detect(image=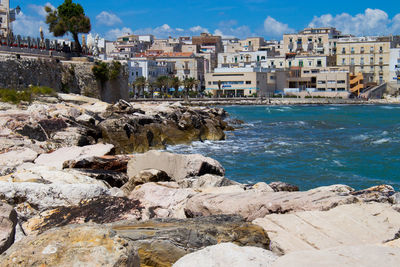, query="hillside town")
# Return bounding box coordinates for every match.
[90,28,400,99]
